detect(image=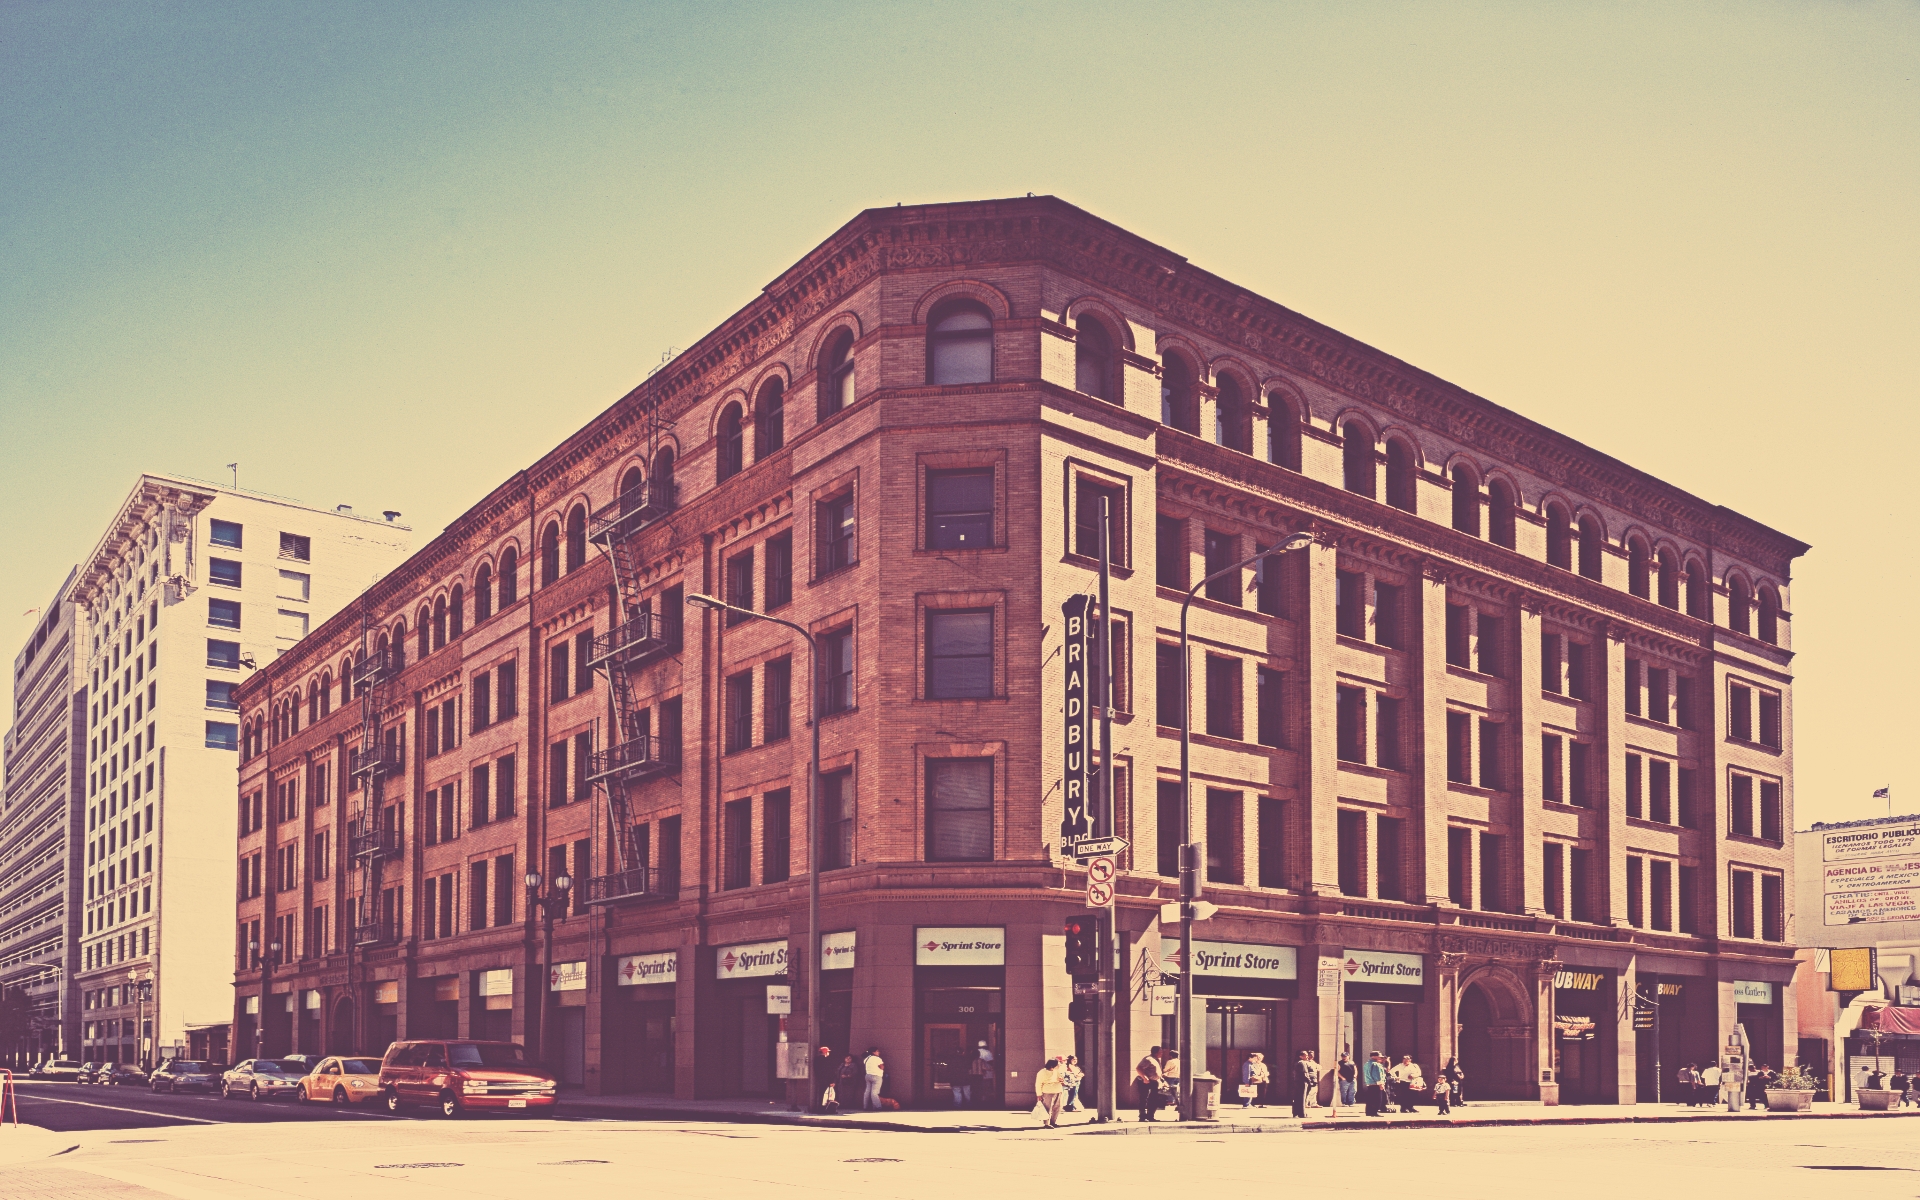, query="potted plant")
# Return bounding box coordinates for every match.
[1765,1065,1818,1112]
